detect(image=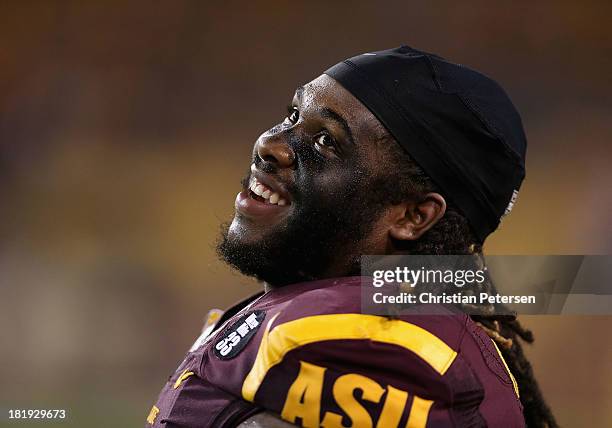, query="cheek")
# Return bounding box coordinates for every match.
[303,169,360,203]
[316,171,347,191]
[293,145,372,205]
